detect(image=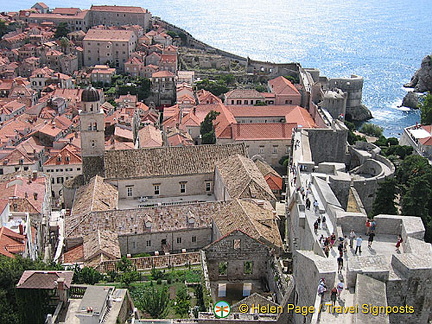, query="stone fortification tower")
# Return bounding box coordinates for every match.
[79,86,105,182]
[327,75,372,121]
